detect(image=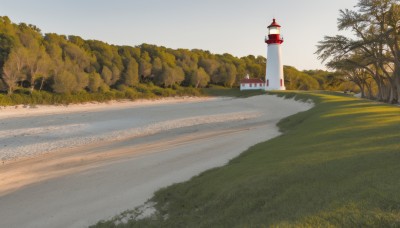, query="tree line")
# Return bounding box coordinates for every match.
[0,15,344,104]
[316,0,400,104]
[0,16,270,95]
